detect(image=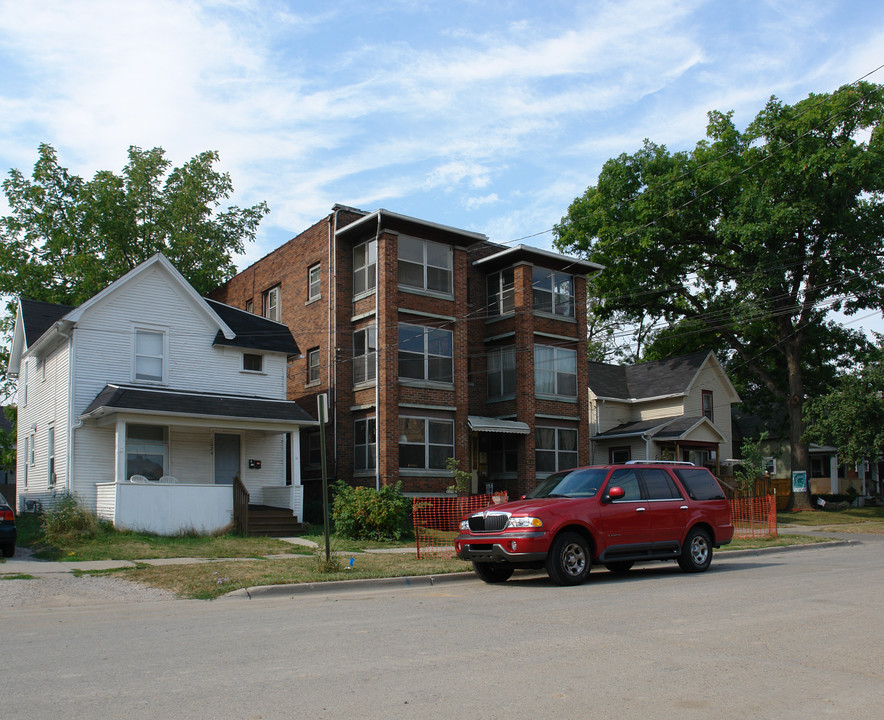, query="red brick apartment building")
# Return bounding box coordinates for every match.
[210,205,601,509]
